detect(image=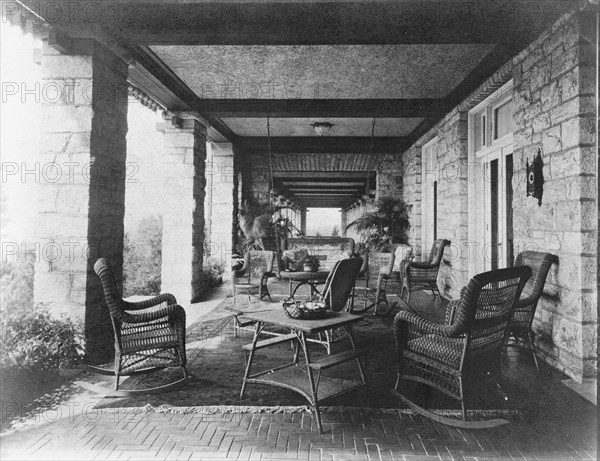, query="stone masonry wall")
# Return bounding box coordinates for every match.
[34,39,129,363]
[403,111,470,299]
[512,11,597,380]
[401,9,597,380]
[401,145,422,257]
